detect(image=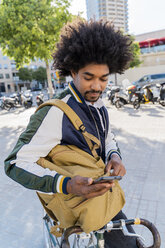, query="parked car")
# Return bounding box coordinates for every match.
[31,87,42,92]
[132,73,165,89]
